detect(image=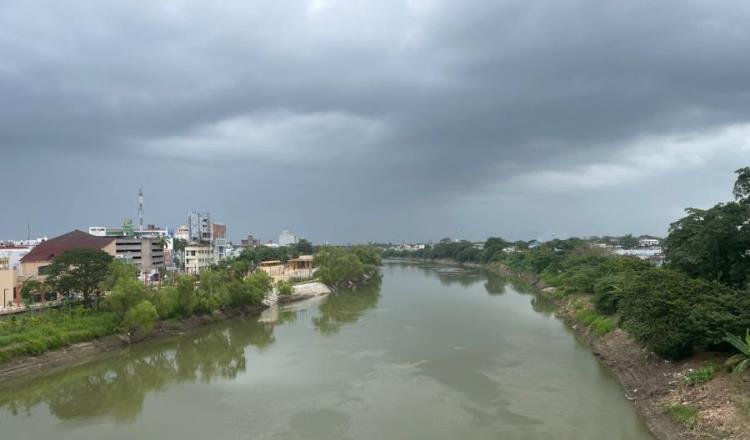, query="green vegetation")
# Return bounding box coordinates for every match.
[724,330,750,373]
[2,253,275,364]
[664,404,699,427]
[46,248,114,305]
[315,246,381,288]
[685,365,715,386]
[0,308,120,363]
[575,307,616,336]
[277,280,293,296]
[123,301,158,336]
